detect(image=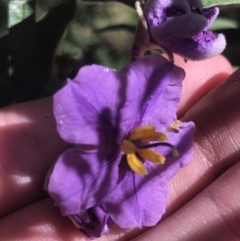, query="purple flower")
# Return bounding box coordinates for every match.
[46,54,195,238]
[135,0,226,60]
